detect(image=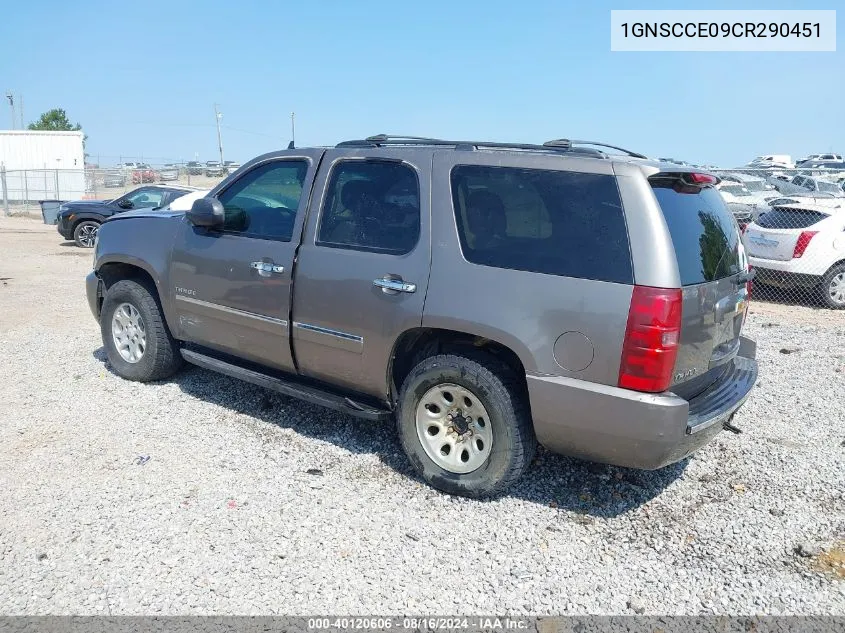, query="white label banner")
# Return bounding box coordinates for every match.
[611,10,836,51]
